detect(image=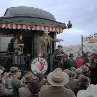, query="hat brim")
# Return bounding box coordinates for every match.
[47,72,69,86]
